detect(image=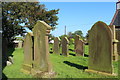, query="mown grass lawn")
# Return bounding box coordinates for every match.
[3,44,119,78]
